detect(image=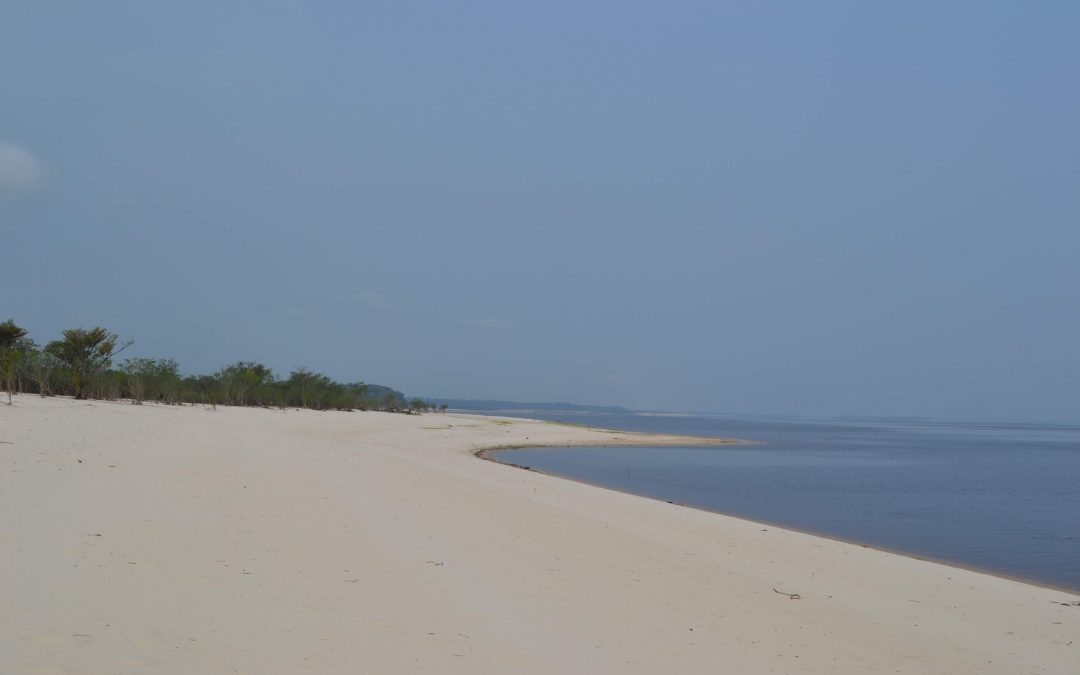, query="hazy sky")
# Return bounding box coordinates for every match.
[2,2,1078,420]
